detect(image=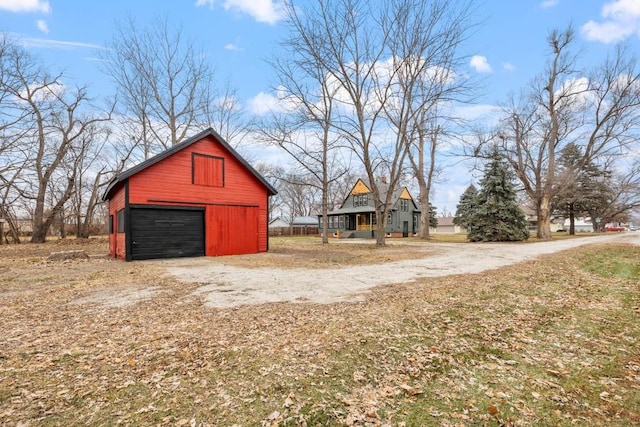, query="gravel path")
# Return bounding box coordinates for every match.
[164,233,640,308]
